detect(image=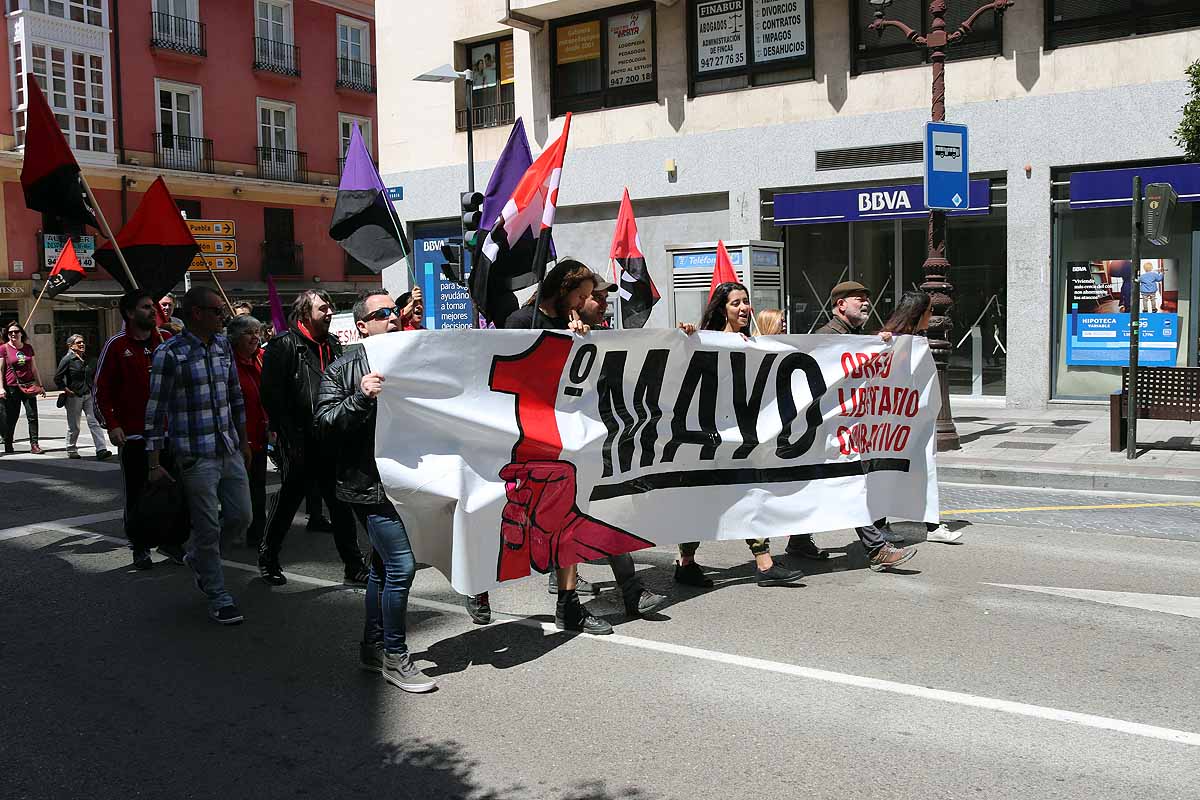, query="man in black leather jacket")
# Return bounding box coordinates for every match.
[314,289,435,693]
[259,288,366,585]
